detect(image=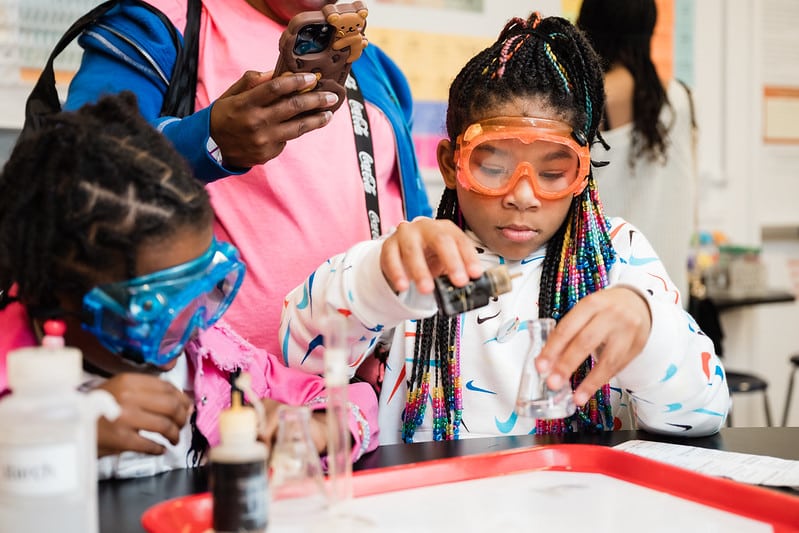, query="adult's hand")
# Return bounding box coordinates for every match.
[95,373,192,457]
[209,71,339,168]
